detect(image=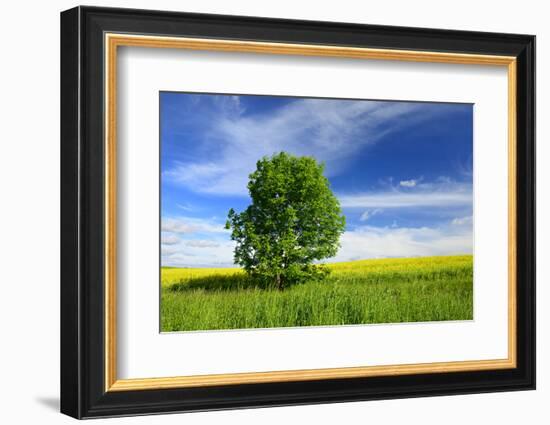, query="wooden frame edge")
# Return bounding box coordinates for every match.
[507,59,518,369]
[104,33,518,392]
[108,358,516,391]
[105,33,118,390]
